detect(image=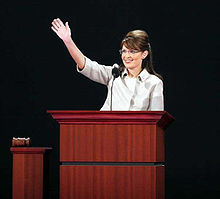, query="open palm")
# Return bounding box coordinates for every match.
[51,18,71,41]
